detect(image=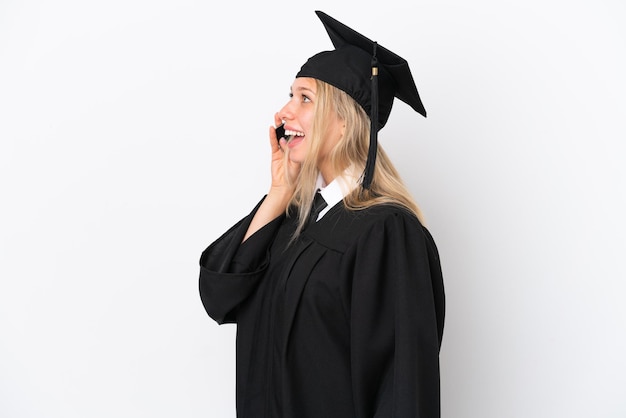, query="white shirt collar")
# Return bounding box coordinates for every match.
[314,167,360,221]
